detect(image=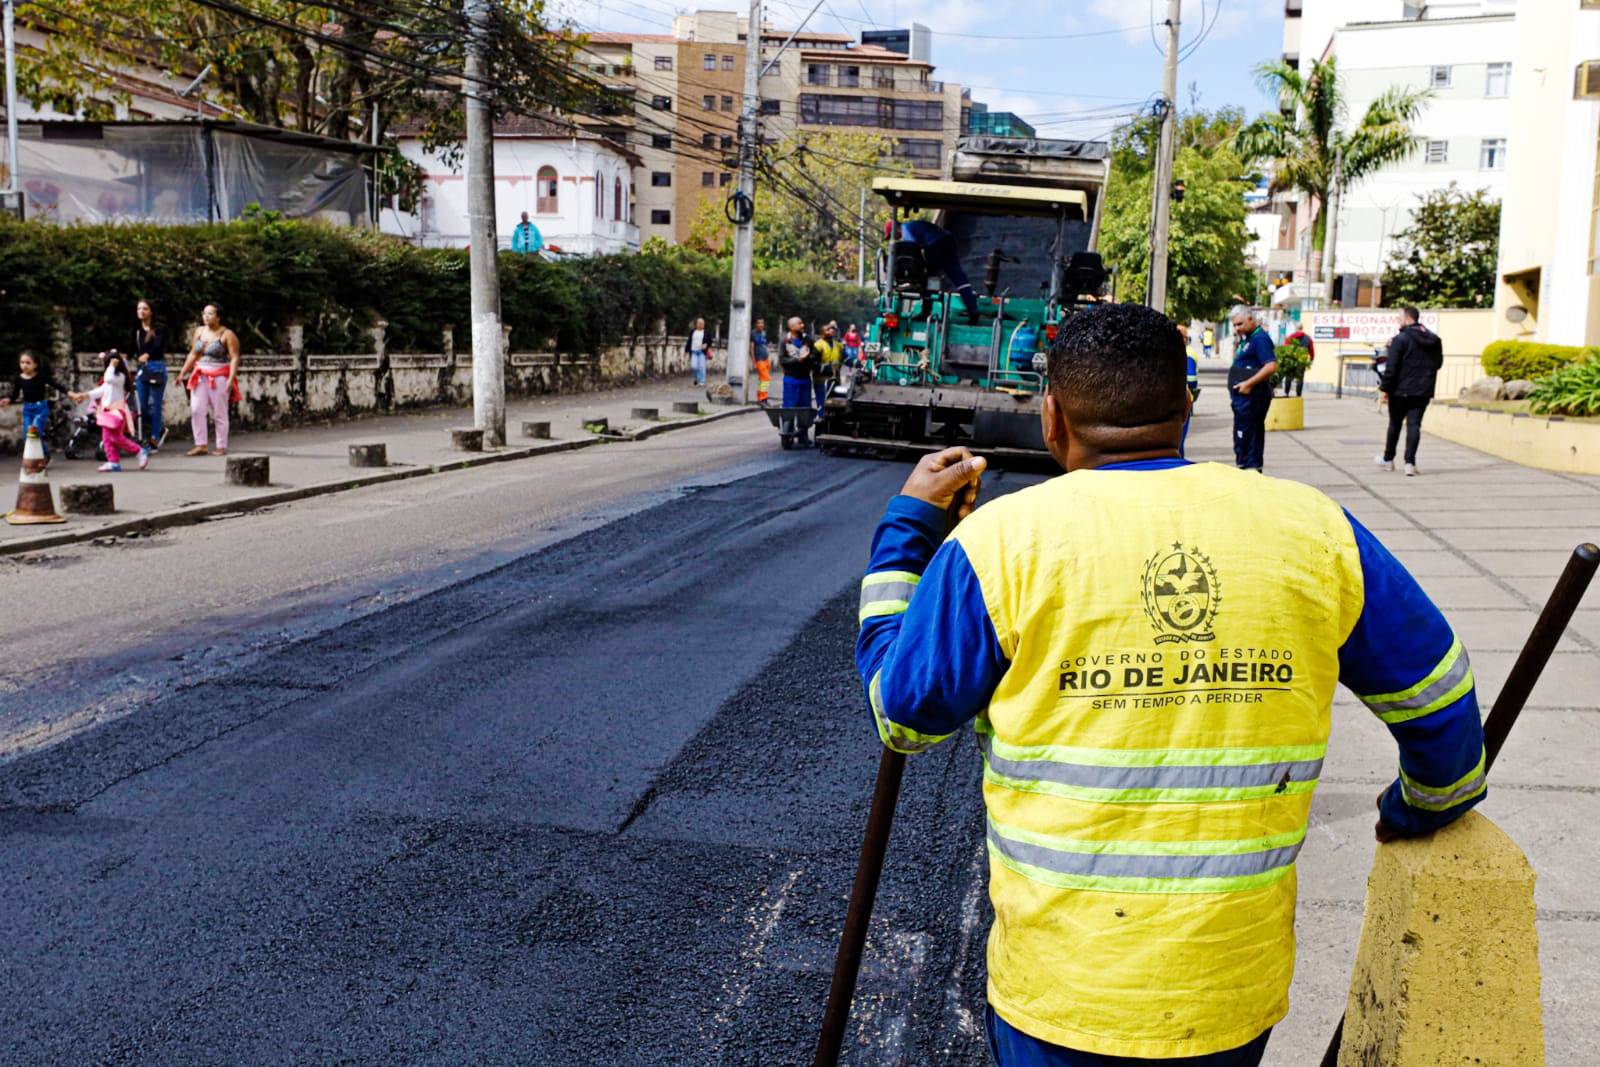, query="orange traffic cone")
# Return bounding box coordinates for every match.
[5,427,67,525]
